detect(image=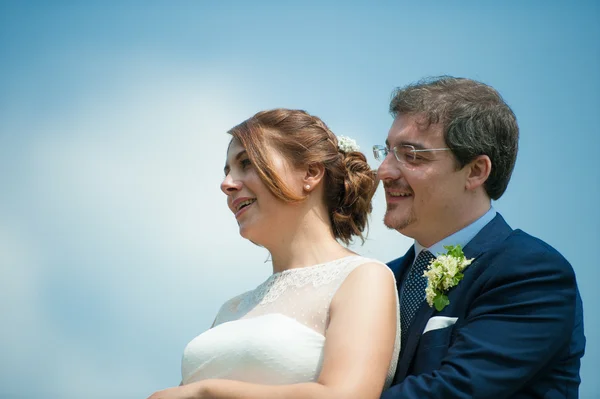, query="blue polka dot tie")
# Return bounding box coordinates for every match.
[400,250,435,349]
